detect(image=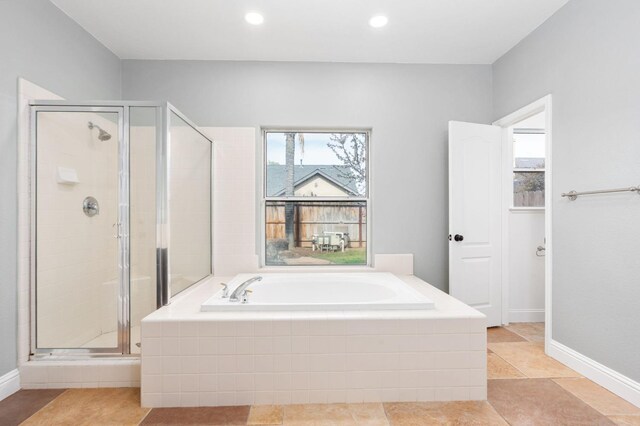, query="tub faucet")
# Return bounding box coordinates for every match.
[229,276,262,302]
